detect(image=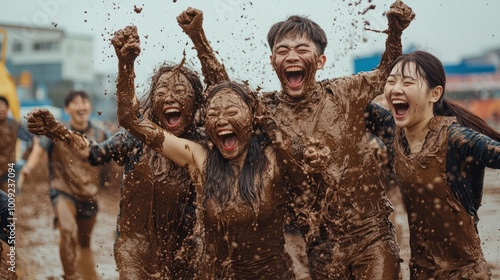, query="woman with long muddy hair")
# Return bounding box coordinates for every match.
[367,50,500,279]
[26,63,204,279]
[112,25,295,279]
